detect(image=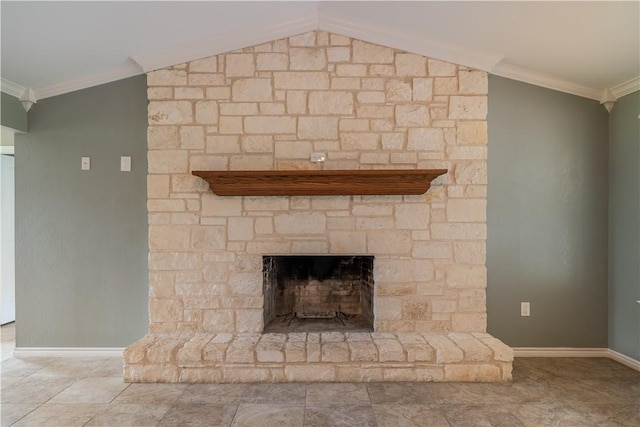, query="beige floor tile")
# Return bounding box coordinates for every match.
[306,383,370,405]
[159,402,238,427]
[0,403,38,427]
[84,403,171,427]
[372,404,450,427]
[48,377,128,403]
[12,403,105,427]
[241,383,307,405]
[305,404,376,427]
[1,376,75,404]
[114,382,187,404]
[232,403,305,427]
[87,357,124,377]
[30,358,108,378]
[178,383,246,405]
